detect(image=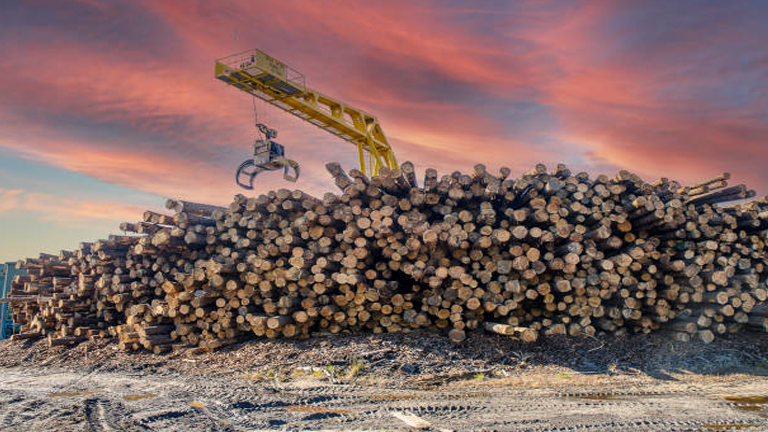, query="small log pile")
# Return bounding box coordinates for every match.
[5,161,768,351]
